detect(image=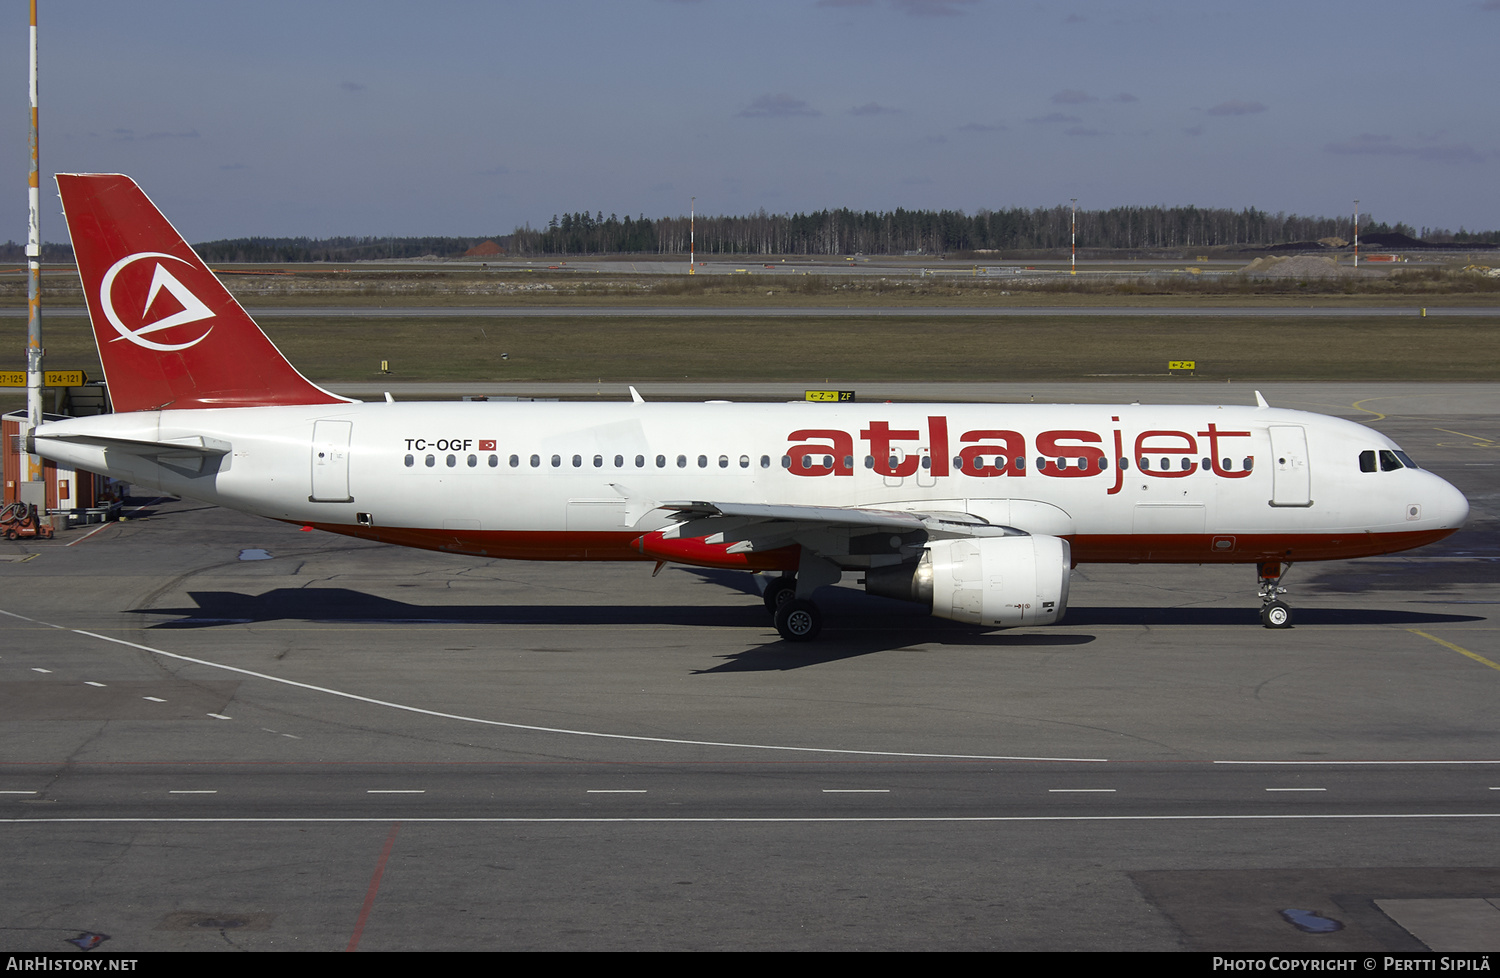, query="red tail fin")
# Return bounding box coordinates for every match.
[56,173,351,412]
